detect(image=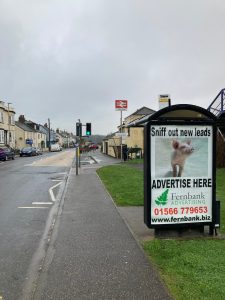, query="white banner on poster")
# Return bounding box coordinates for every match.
[150,125,213,225]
